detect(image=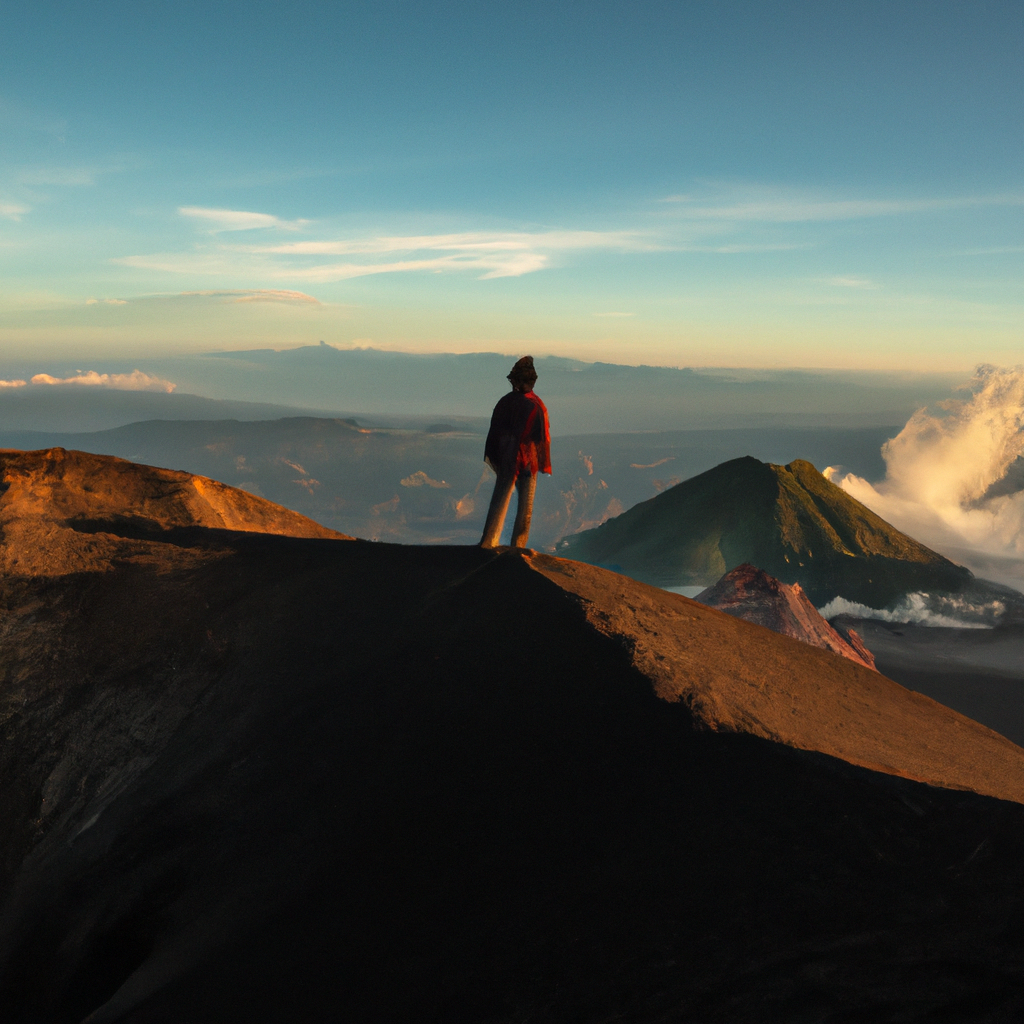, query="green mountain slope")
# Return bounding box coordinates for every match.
[559,456,972,606]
